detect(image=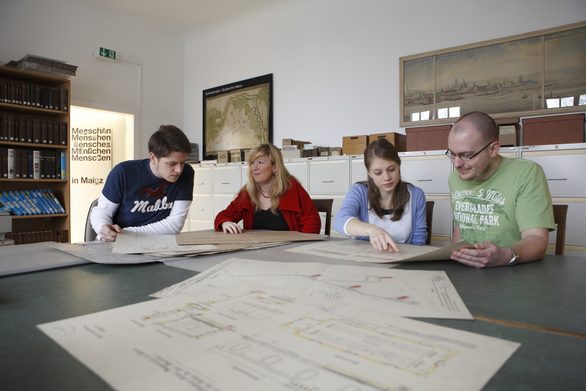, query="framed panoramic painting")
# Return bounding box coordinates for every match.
[202,74,273,160]
[400,21,586,127]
